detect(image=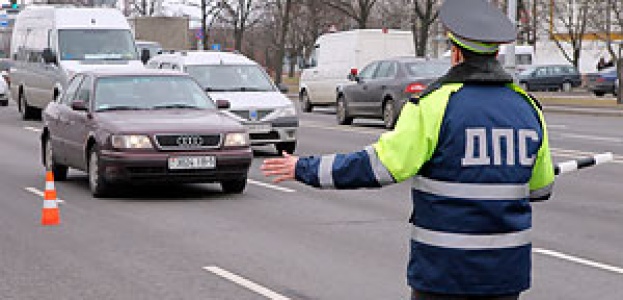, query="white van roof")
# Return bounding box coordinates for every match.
[18,7,131,30]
